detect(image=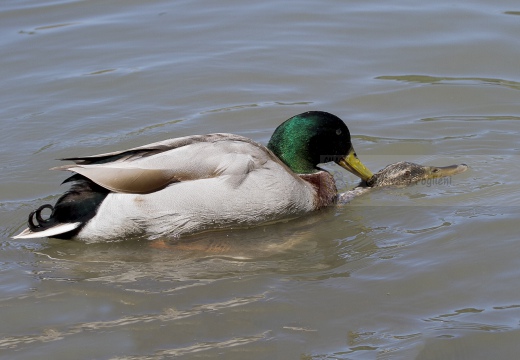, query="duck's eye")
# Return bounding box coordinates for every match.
[336,129,342,135]
[404,170,411,177]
